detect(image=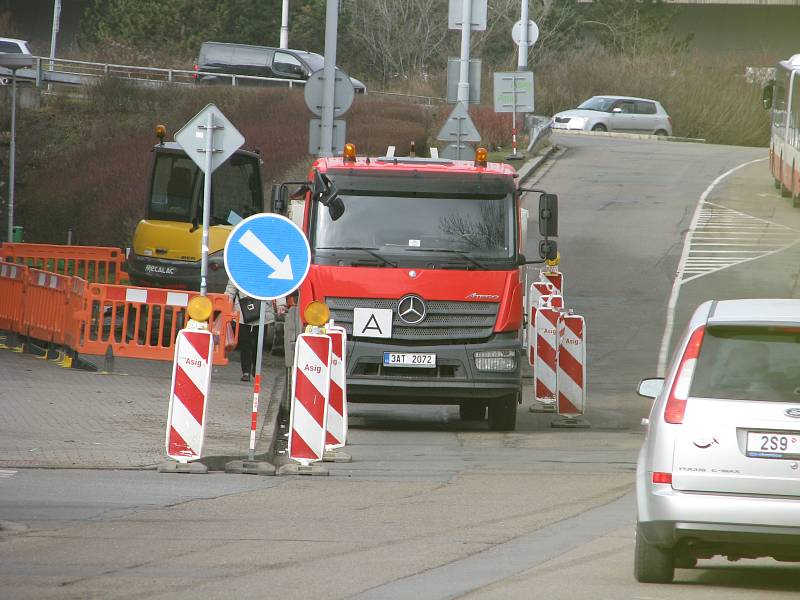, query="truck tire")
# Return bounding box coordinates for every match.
[634,521,675,583]
[488,394,517,431]
[459,401,486,421]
